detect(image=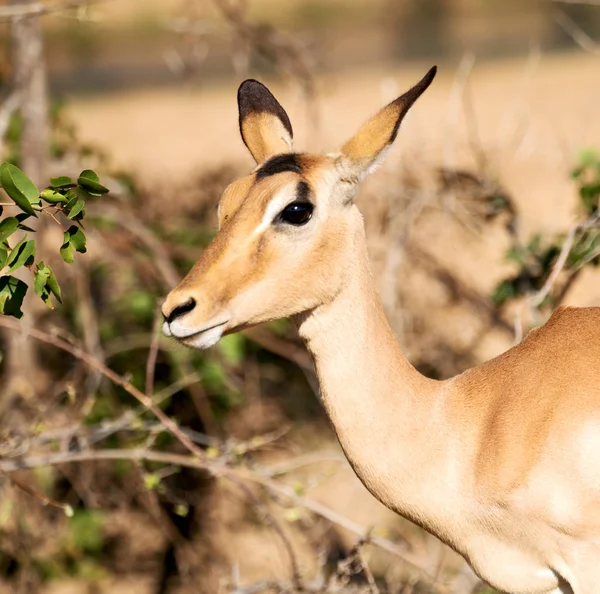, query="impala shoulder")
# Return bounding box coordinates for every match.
[527,305,600,349]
